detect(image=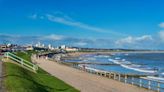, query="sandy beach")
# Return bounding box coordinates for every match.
[63,51,164,59]
[32,56,154,92]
